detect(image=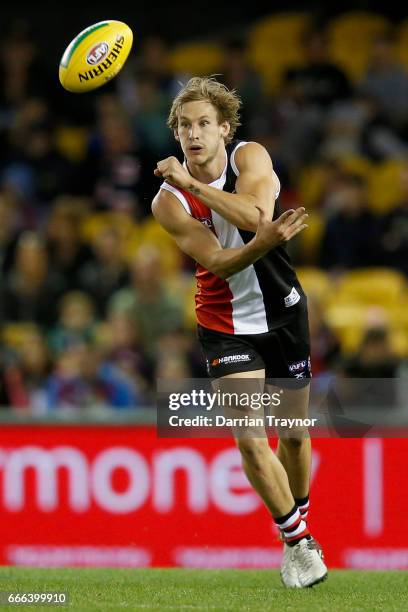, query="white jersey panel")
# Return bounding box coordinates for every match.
[161,182,192,215]
[210,154,269,334]
[212,209,269,333]
[230,141,248,175]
